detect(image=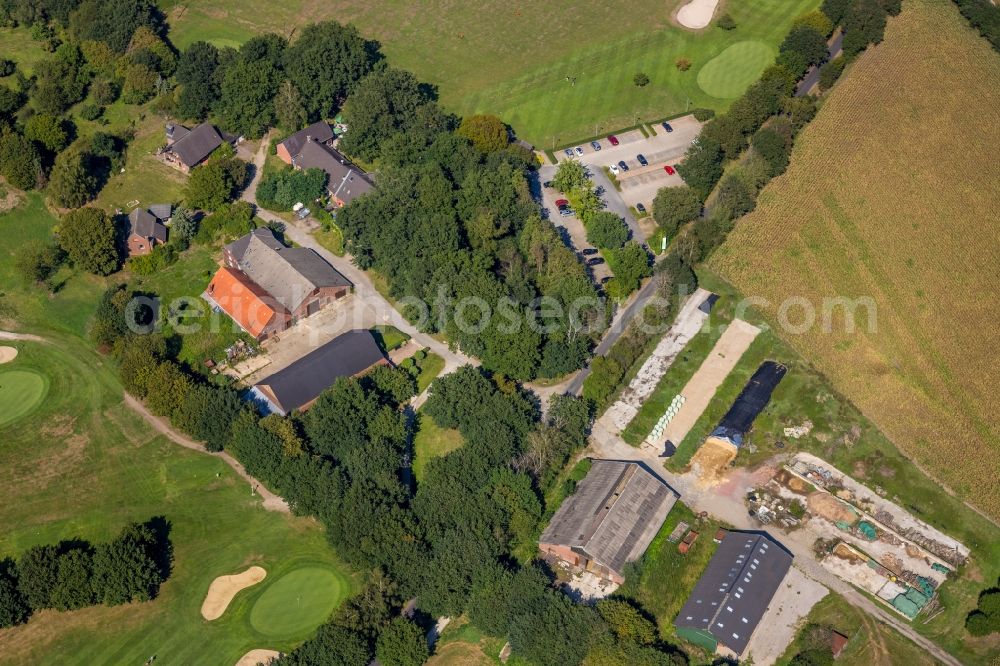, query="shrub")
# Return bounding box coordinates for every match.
[819,58,846,90]
[652,186,702,239]
[90,79,119,105]
[752,126,791,176]
[126,243,177,276]
[456,114,509,152]
[675,58,692,71]
[585,211,628,249]
[79,103,103,121]
[716,13,737,30]
[691,108,714,122]
[633,72,650,87]
[0,59,14,77]
[794,10,834,37]
[256,167,328,211]
[714,173,757,220]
